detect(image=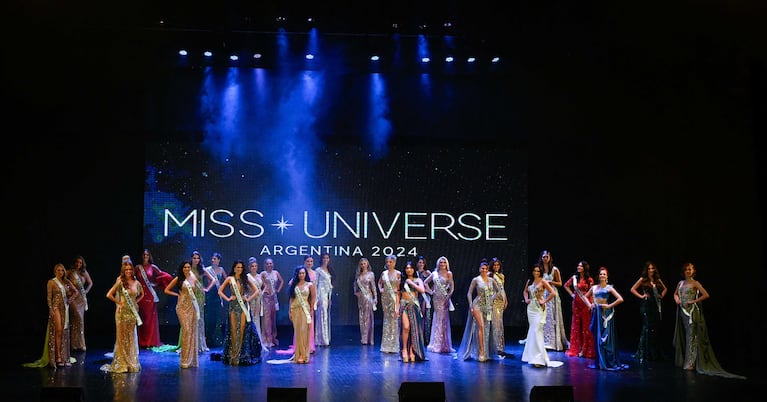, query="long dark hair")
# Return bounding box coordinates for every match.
[289,265,311,299]
[173,261,192,291]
